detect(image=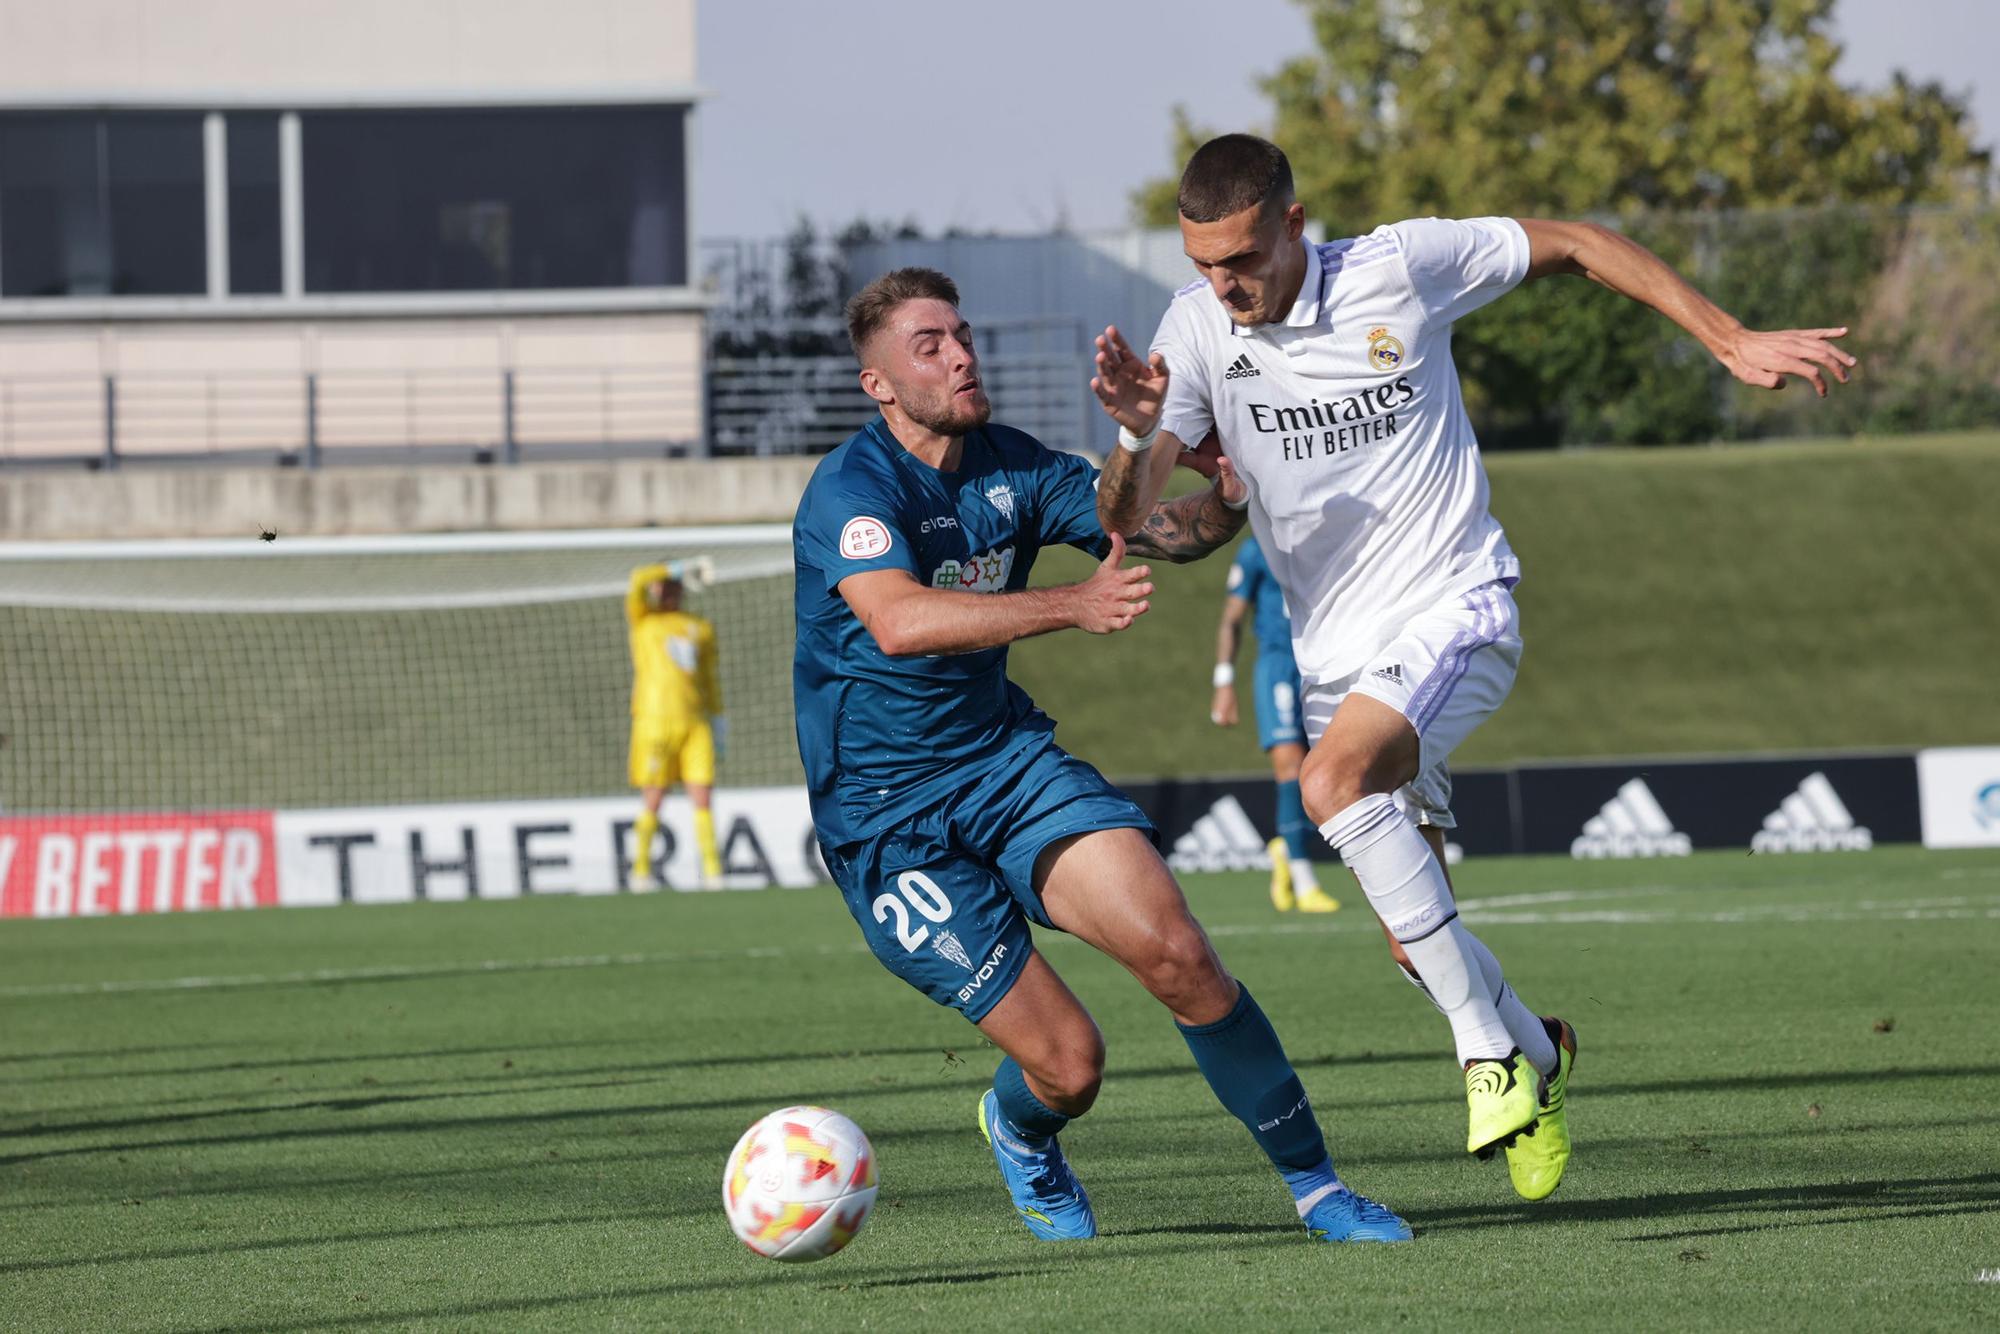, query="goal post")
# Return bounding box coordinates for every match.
[0,525,813,912]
